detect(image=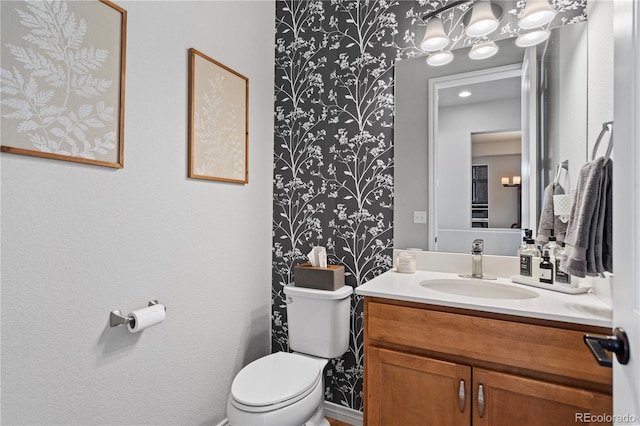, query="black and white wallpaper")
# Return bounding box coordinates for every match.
[272,0,586,412]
